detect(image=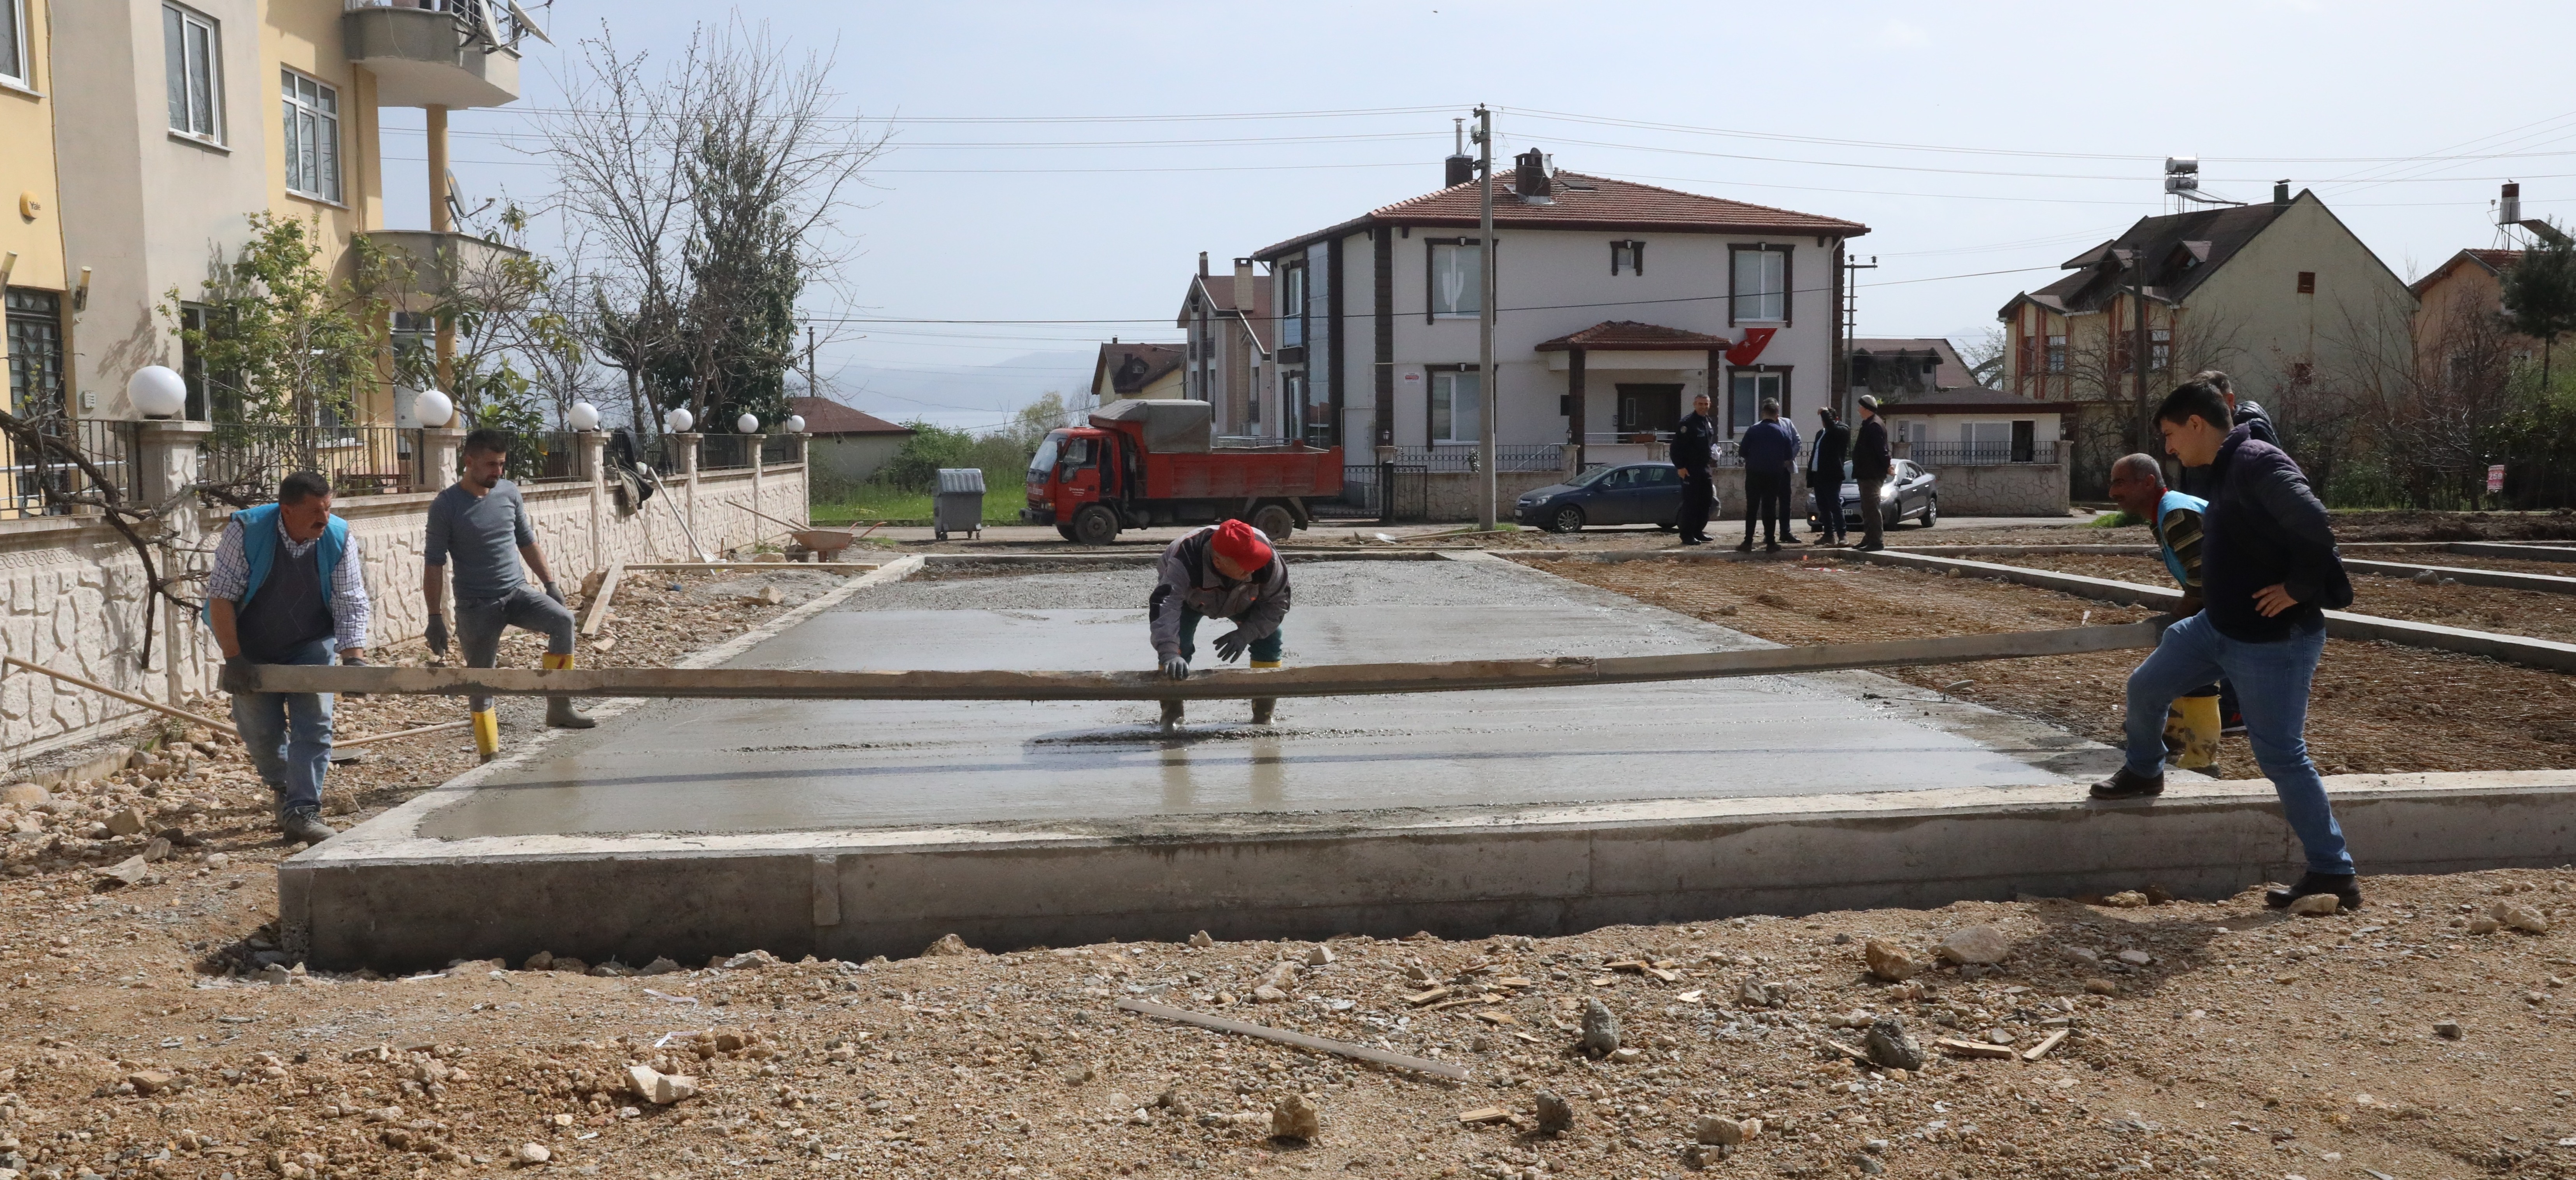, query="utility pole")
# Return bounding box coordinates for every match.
[805,324,819,400]
[1475,104,1496,531]
[1839,255,1877,420]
